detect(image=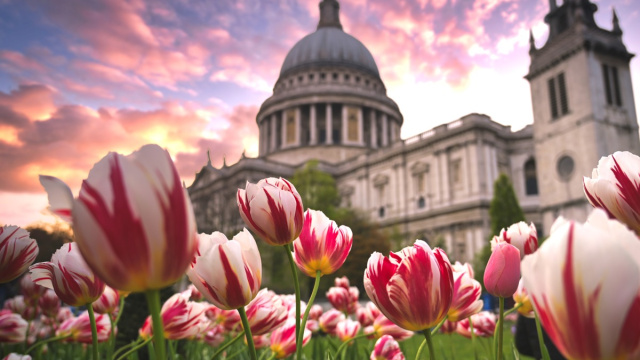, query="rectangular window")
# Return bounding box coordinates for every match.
[548,77,558,119]
[285,109,296,144]
[450,159,461,185]
[347,107,359,142]
[602,64,622,106]
[548,72,569,120]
